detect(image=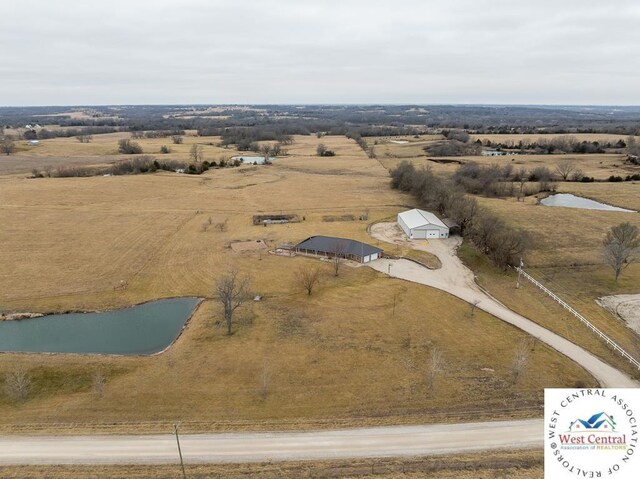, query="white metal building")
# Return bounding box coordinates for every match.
[397,209,449,239]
